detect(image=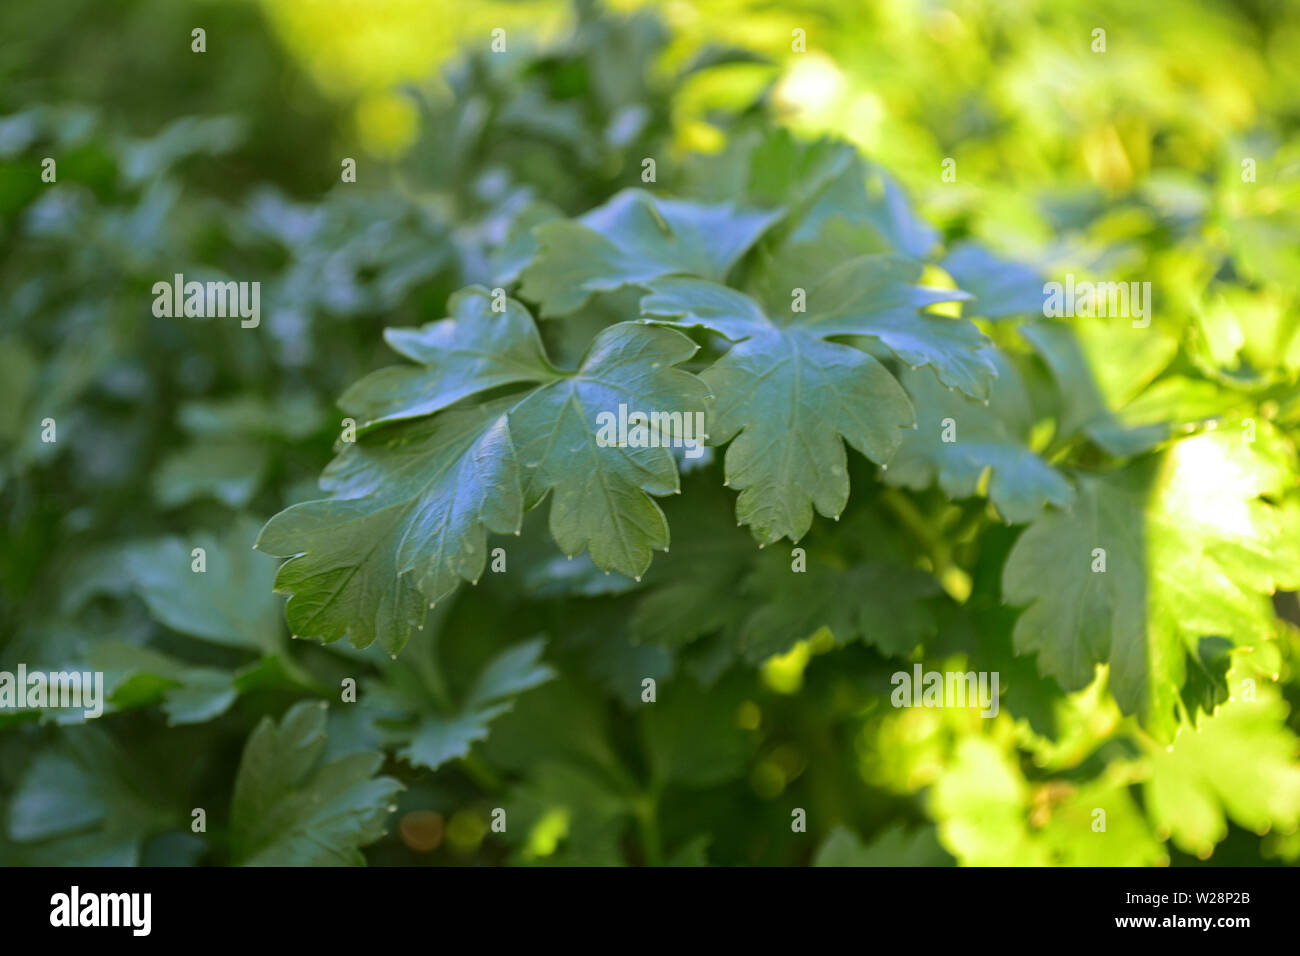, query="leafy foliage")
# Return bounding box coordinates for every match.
[3,0,1300,869]
[230,701,402,865]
